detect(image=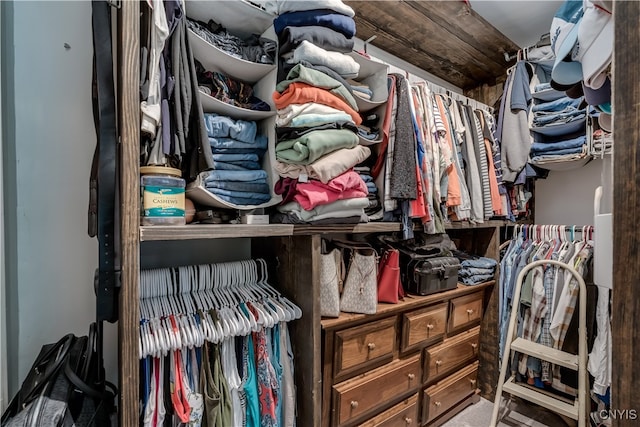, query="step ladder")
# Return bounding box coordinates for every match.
[490,259,588,427]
